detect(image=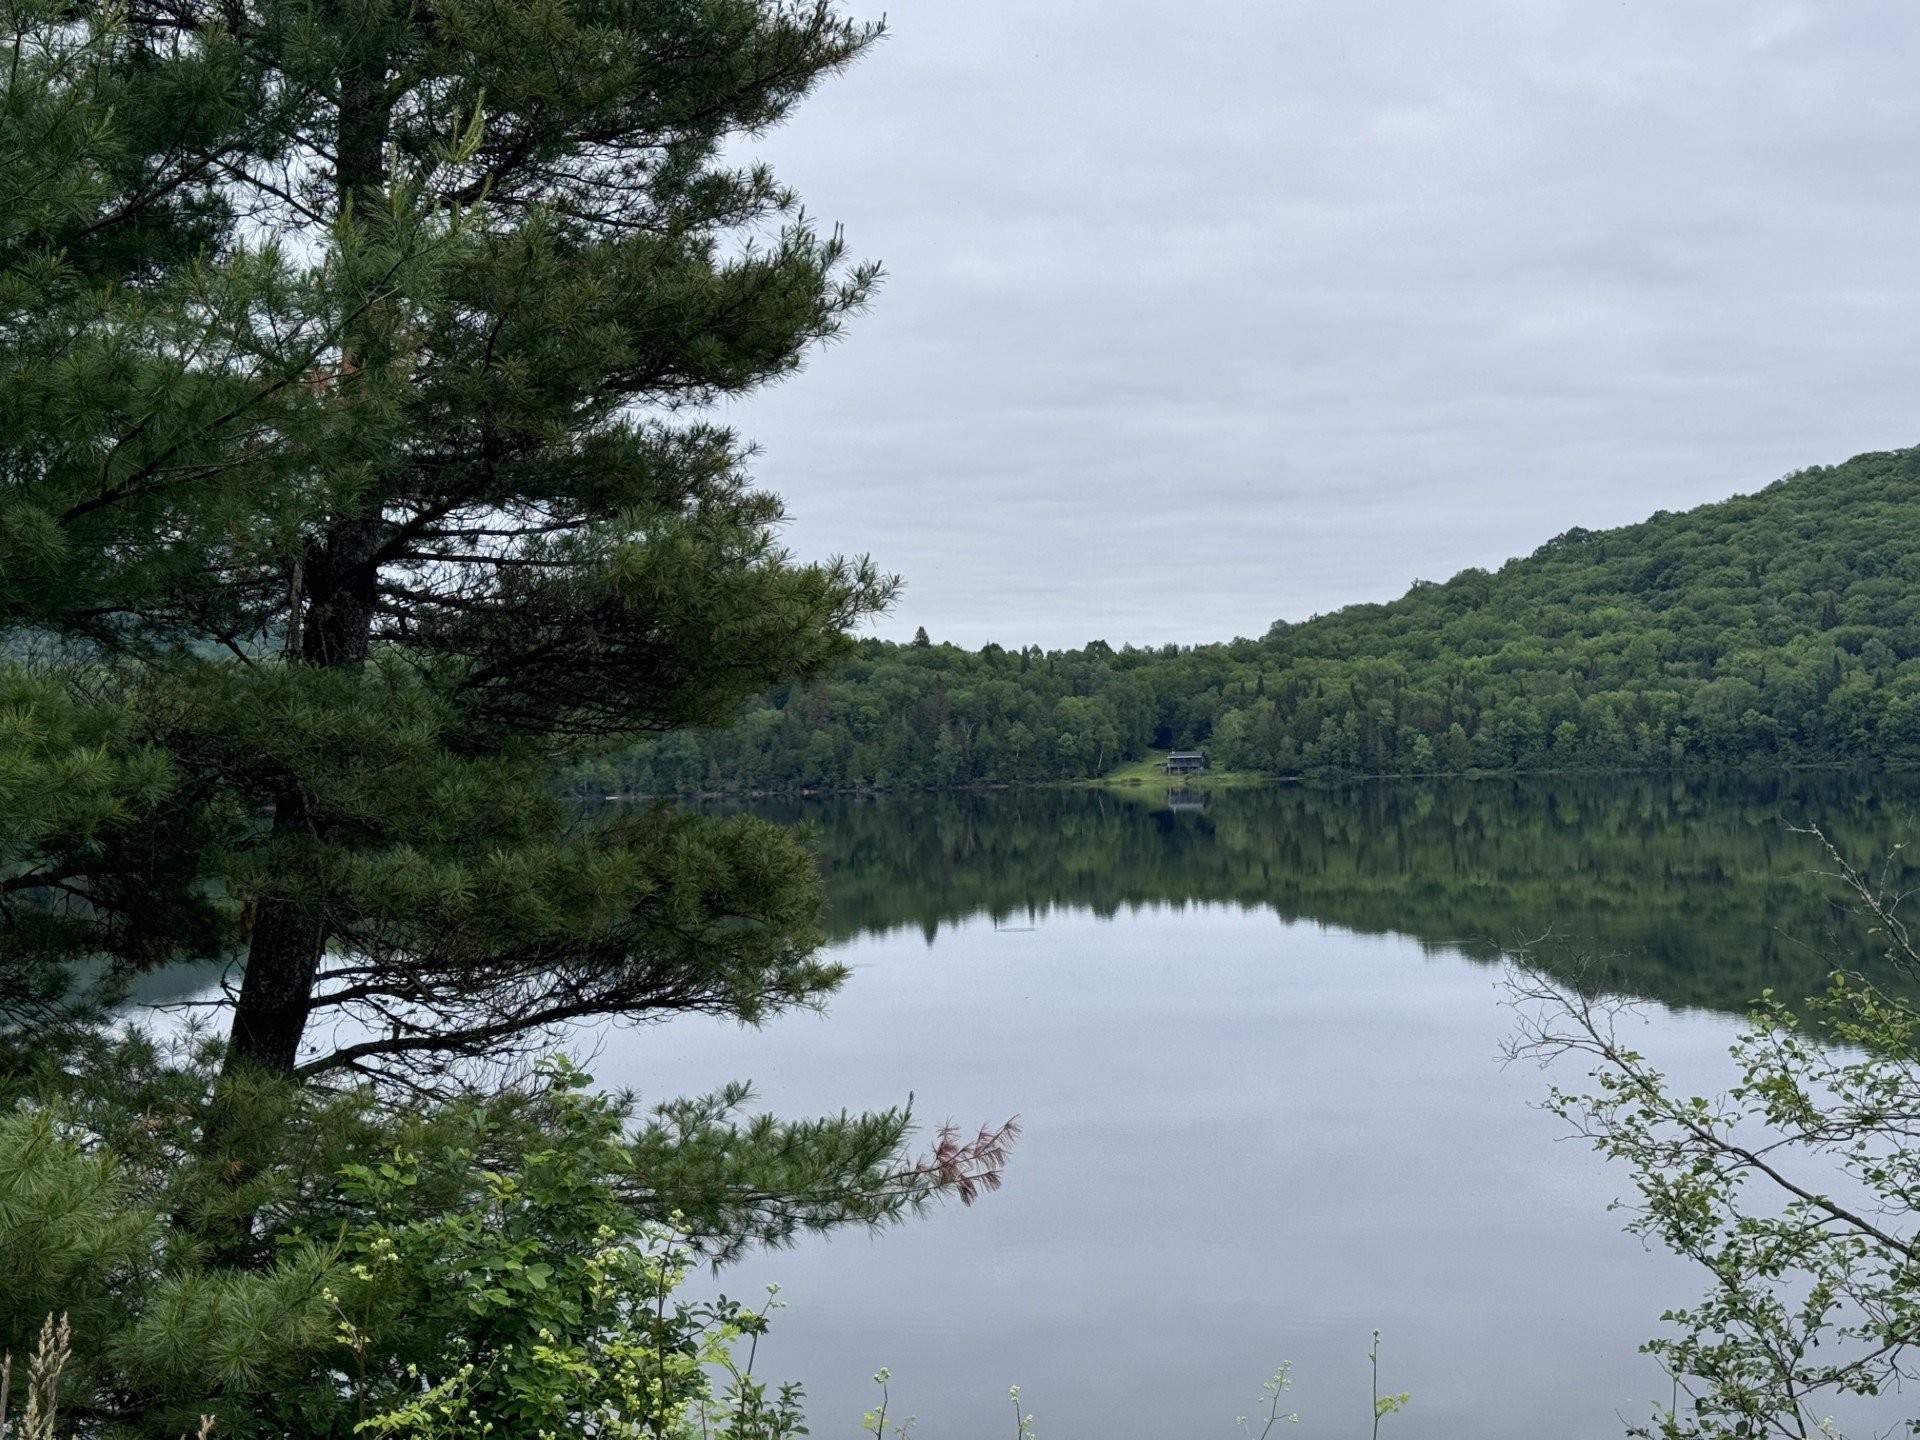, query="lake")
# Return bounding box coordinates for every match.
[586,774,1920,1439]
